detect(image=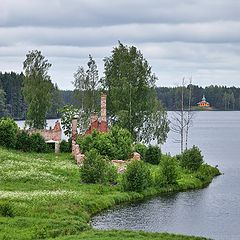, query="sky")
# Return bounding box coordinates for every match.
[0,0,240,90]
